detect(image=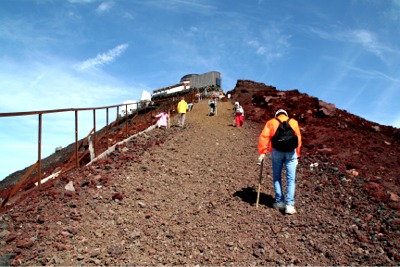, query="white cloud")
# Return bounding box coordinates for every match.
[0,55,138,113]
[75,43,129,71]
[246,27,291,62]
[190,26,199,32]
[256,47,266,55]
[309,27,396,63]
[96,1,115,14]
[352,29,382,57]
[123,12,135,20]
